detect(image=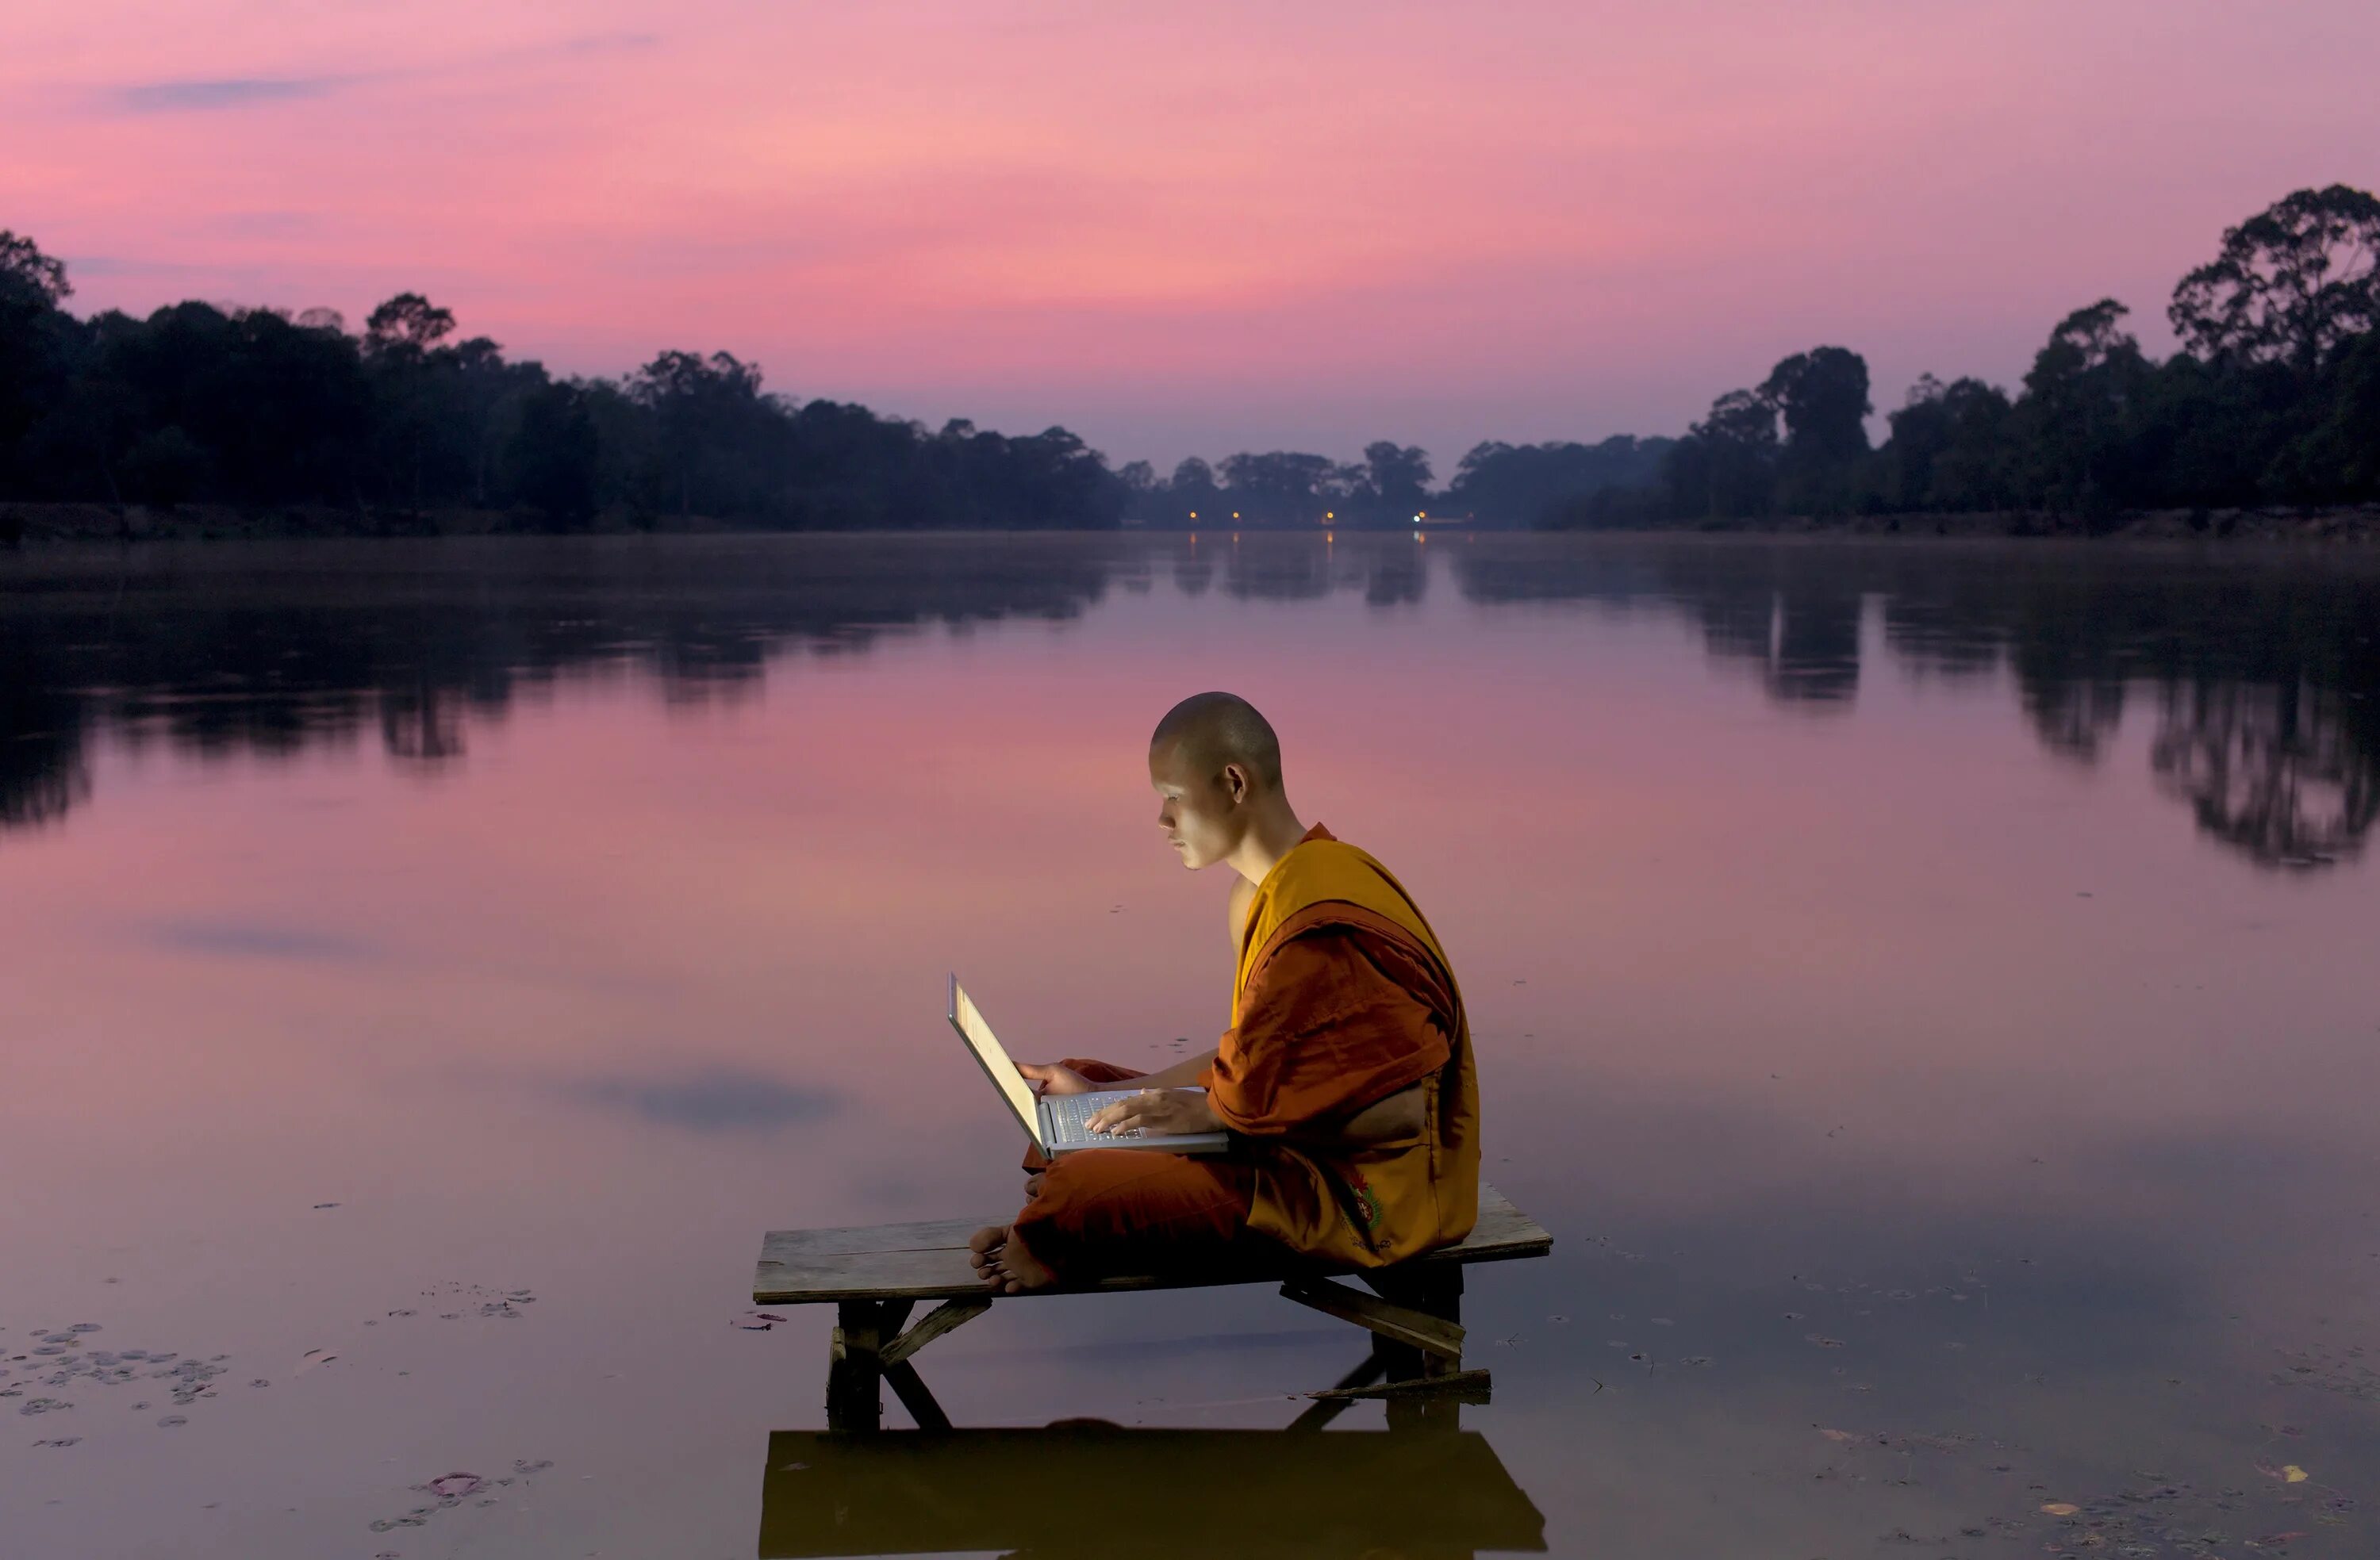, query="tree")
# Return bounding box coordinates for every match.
[1757,346,1872,515]
[1760,346,1872,468]
[1357,441,1432,519]
[1216,450,1345,525]
[2169,184,2380,375]
[0,230,71,309]
[1668,387,1779,519]
[1450,437,1670,527]
[363,293,457,358]
[0,232,75,485]
[2019,299,2151,515]
[631,349,769,519]
[505,380,600,530]
[1885,374,2015,511]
